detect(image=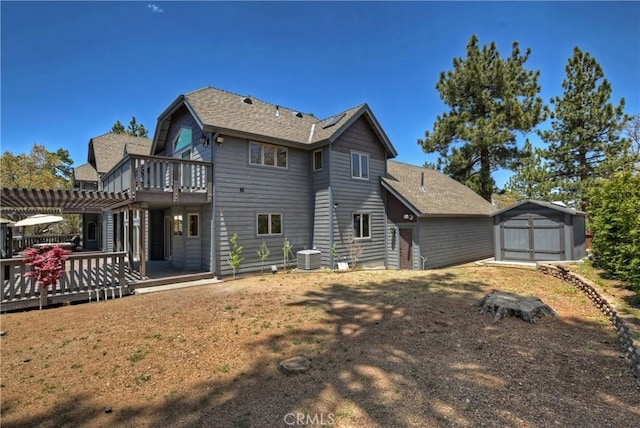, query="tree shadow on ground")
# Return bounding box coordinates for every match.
[4,270,640,428]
